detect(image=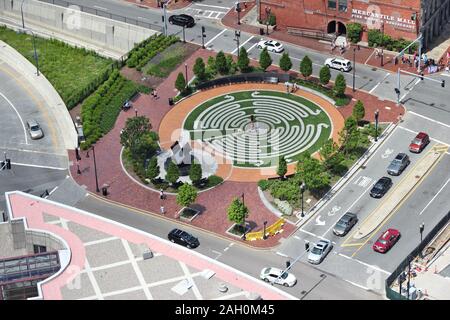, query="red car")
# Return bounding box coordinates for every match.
[409,132,430,153]
[373,229,401,253]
